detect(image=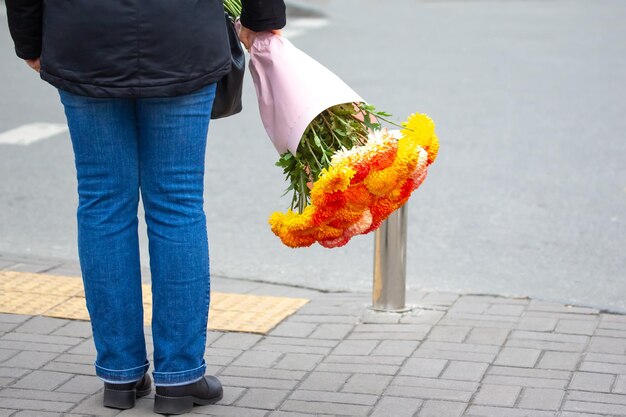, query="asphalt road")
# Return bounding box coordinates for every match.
[1,0,625,311]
